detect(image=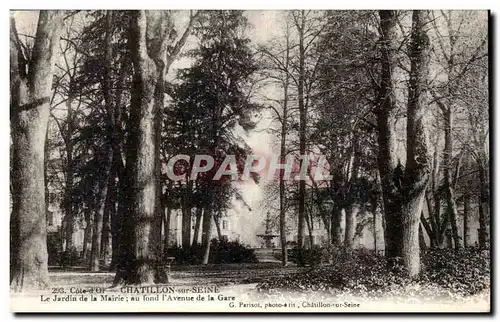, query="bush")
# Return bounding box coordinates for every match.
[257,247,490,299]
[210,239,258,264]
[164,238,257,265]
[164,244,205,265]
[58,246,80,268]
[288,246,325,266]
